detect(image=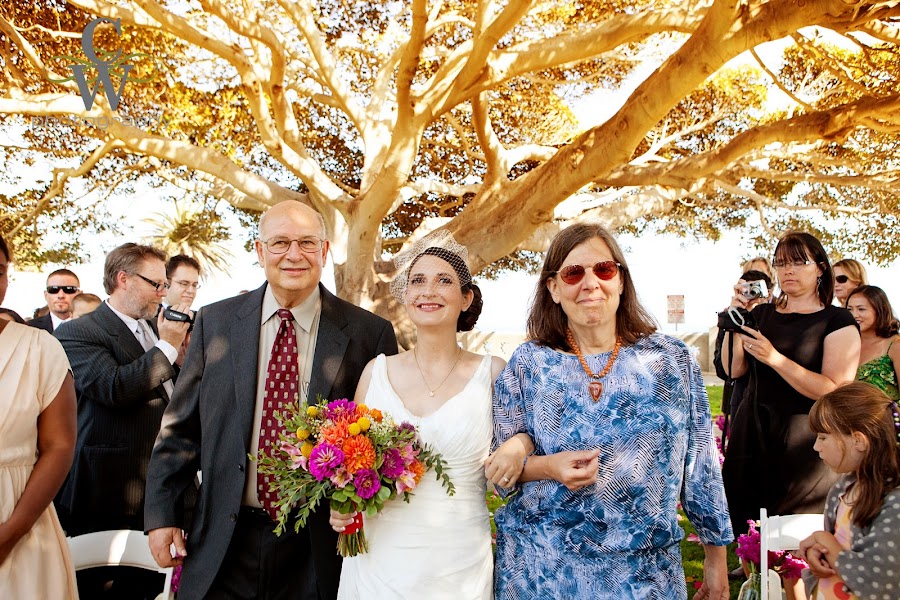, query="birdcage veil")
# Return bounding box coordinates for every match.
[389,230,472,304]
